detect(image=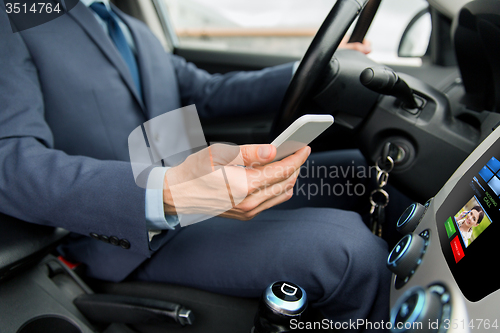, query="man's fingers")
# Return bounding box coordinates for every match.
[246,146,310,190]
[239,144,277,167]
[229,185,295,221]
[345,41,372,54]
[236,169,299,212]
[339,35,372,54]
[277,146,311,167]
